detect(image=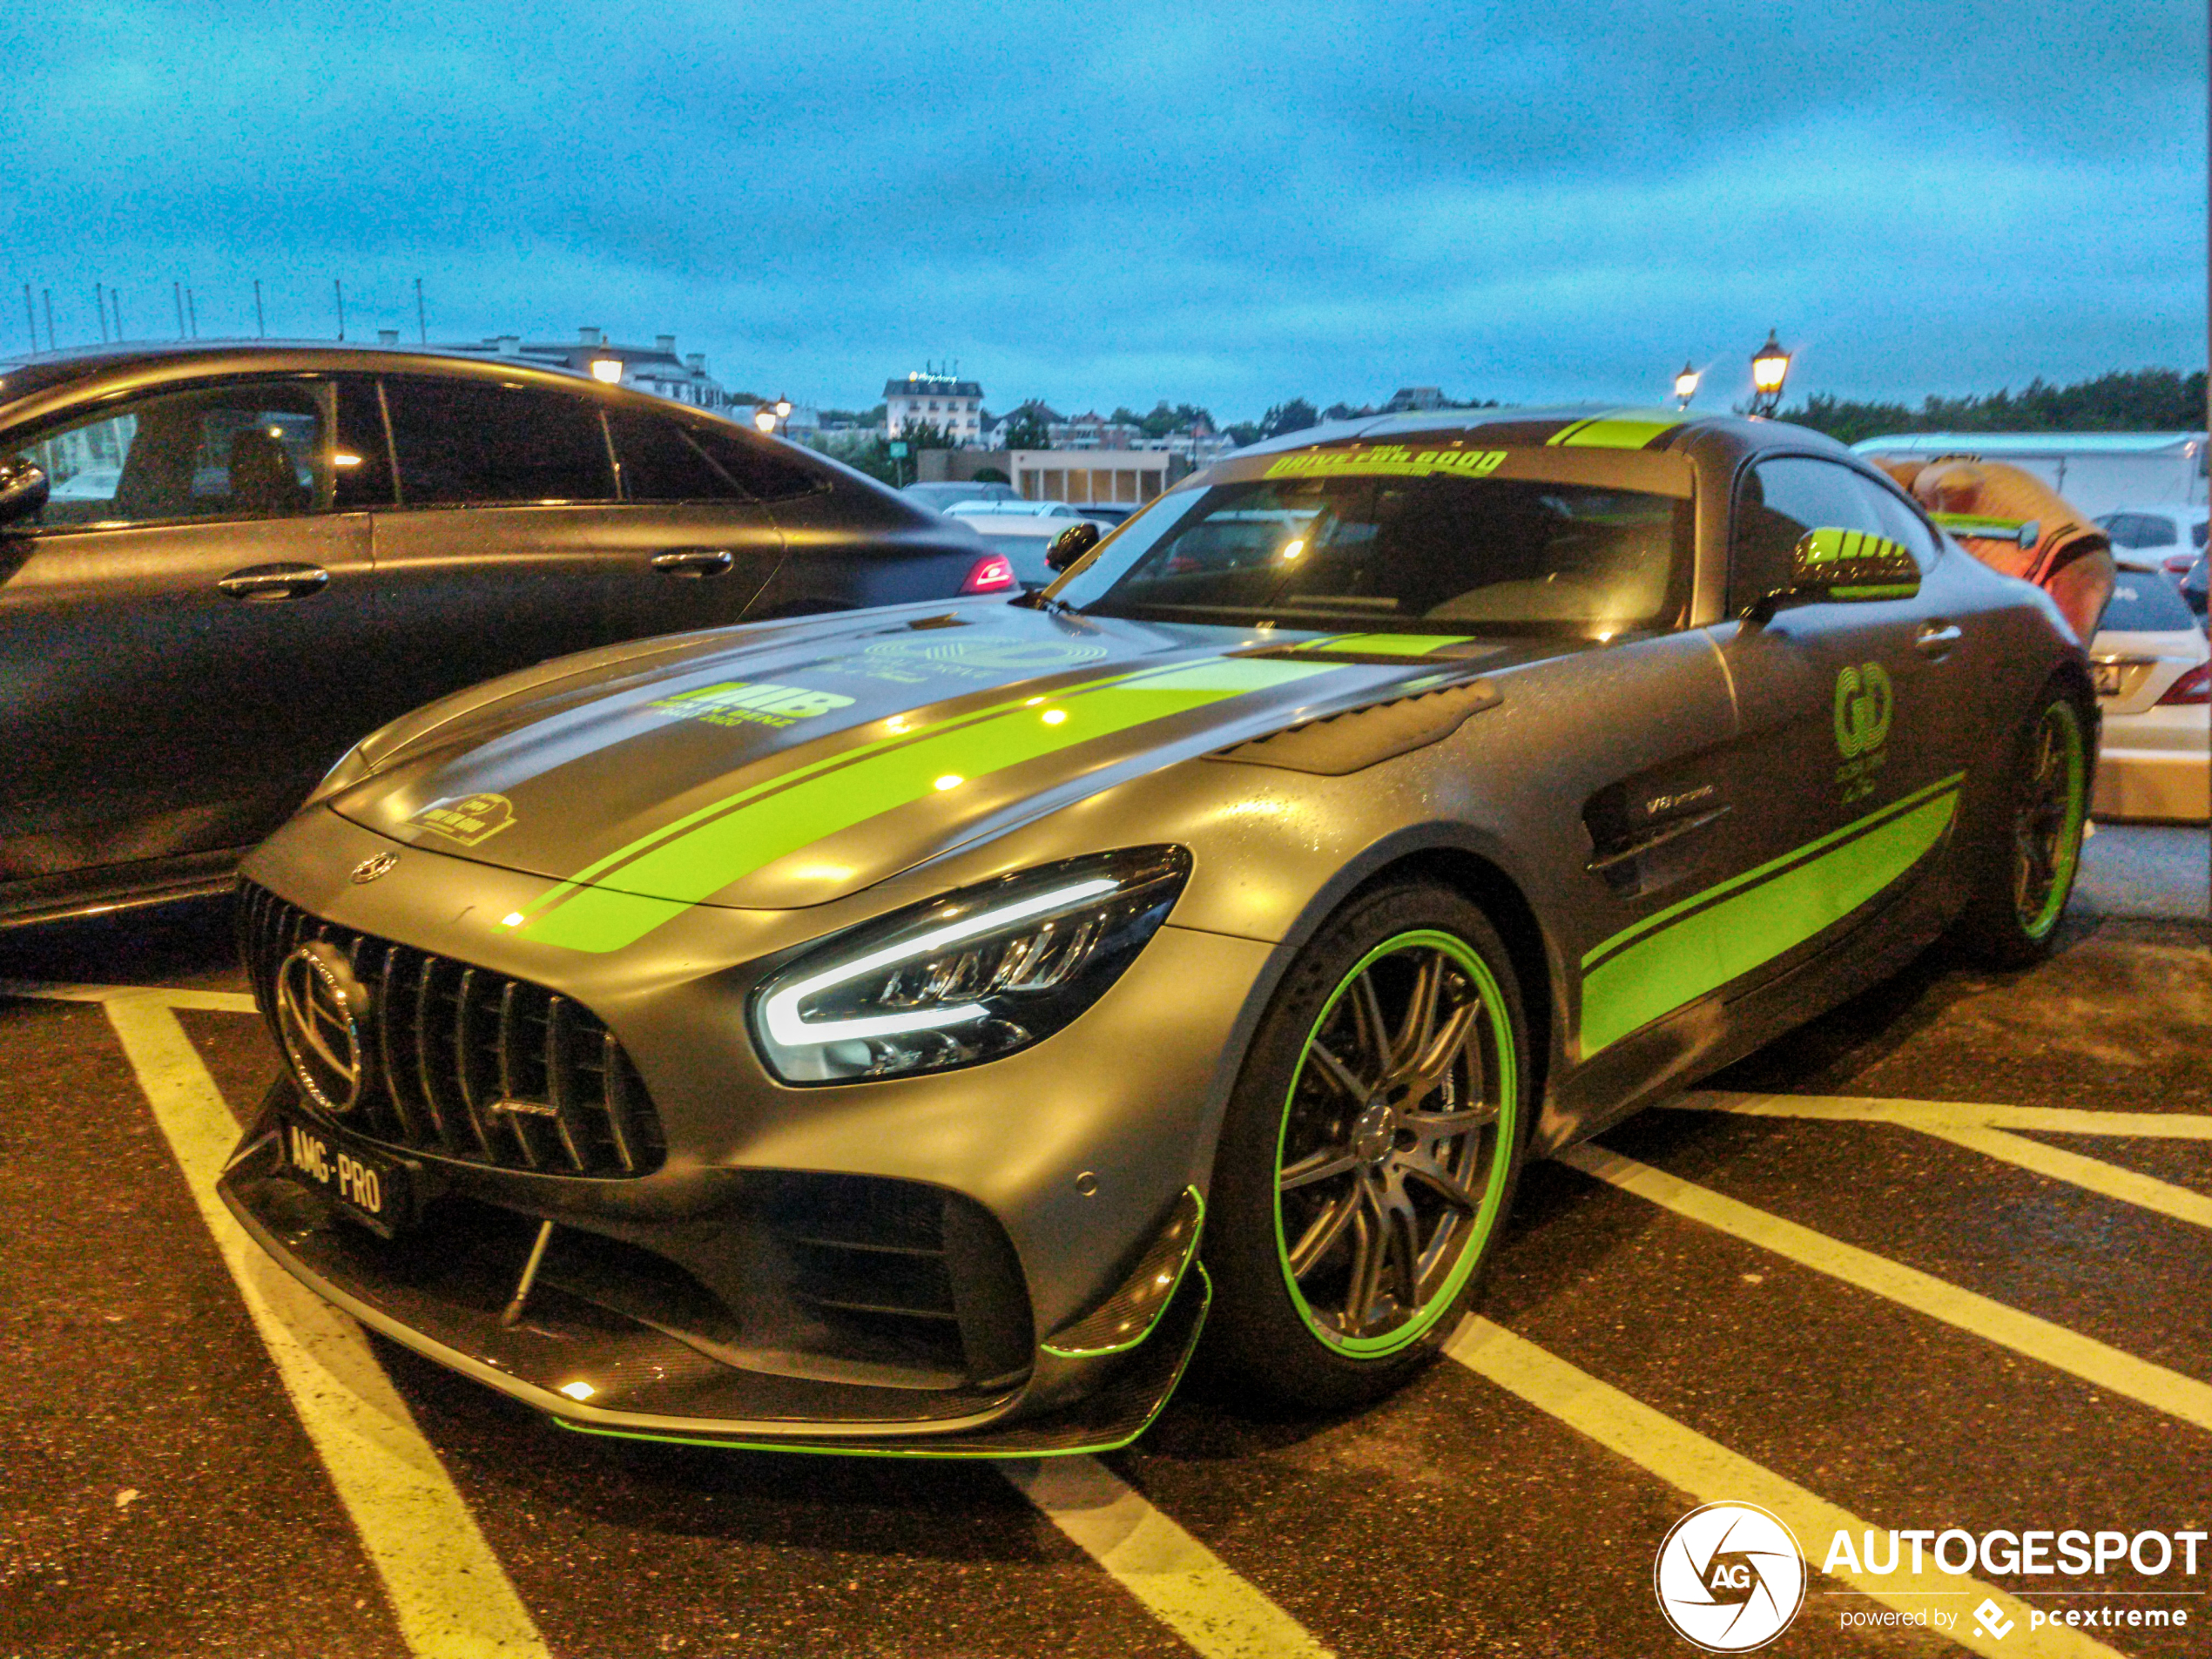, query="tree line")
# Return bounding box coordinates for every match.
[1778,368,2206,446]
